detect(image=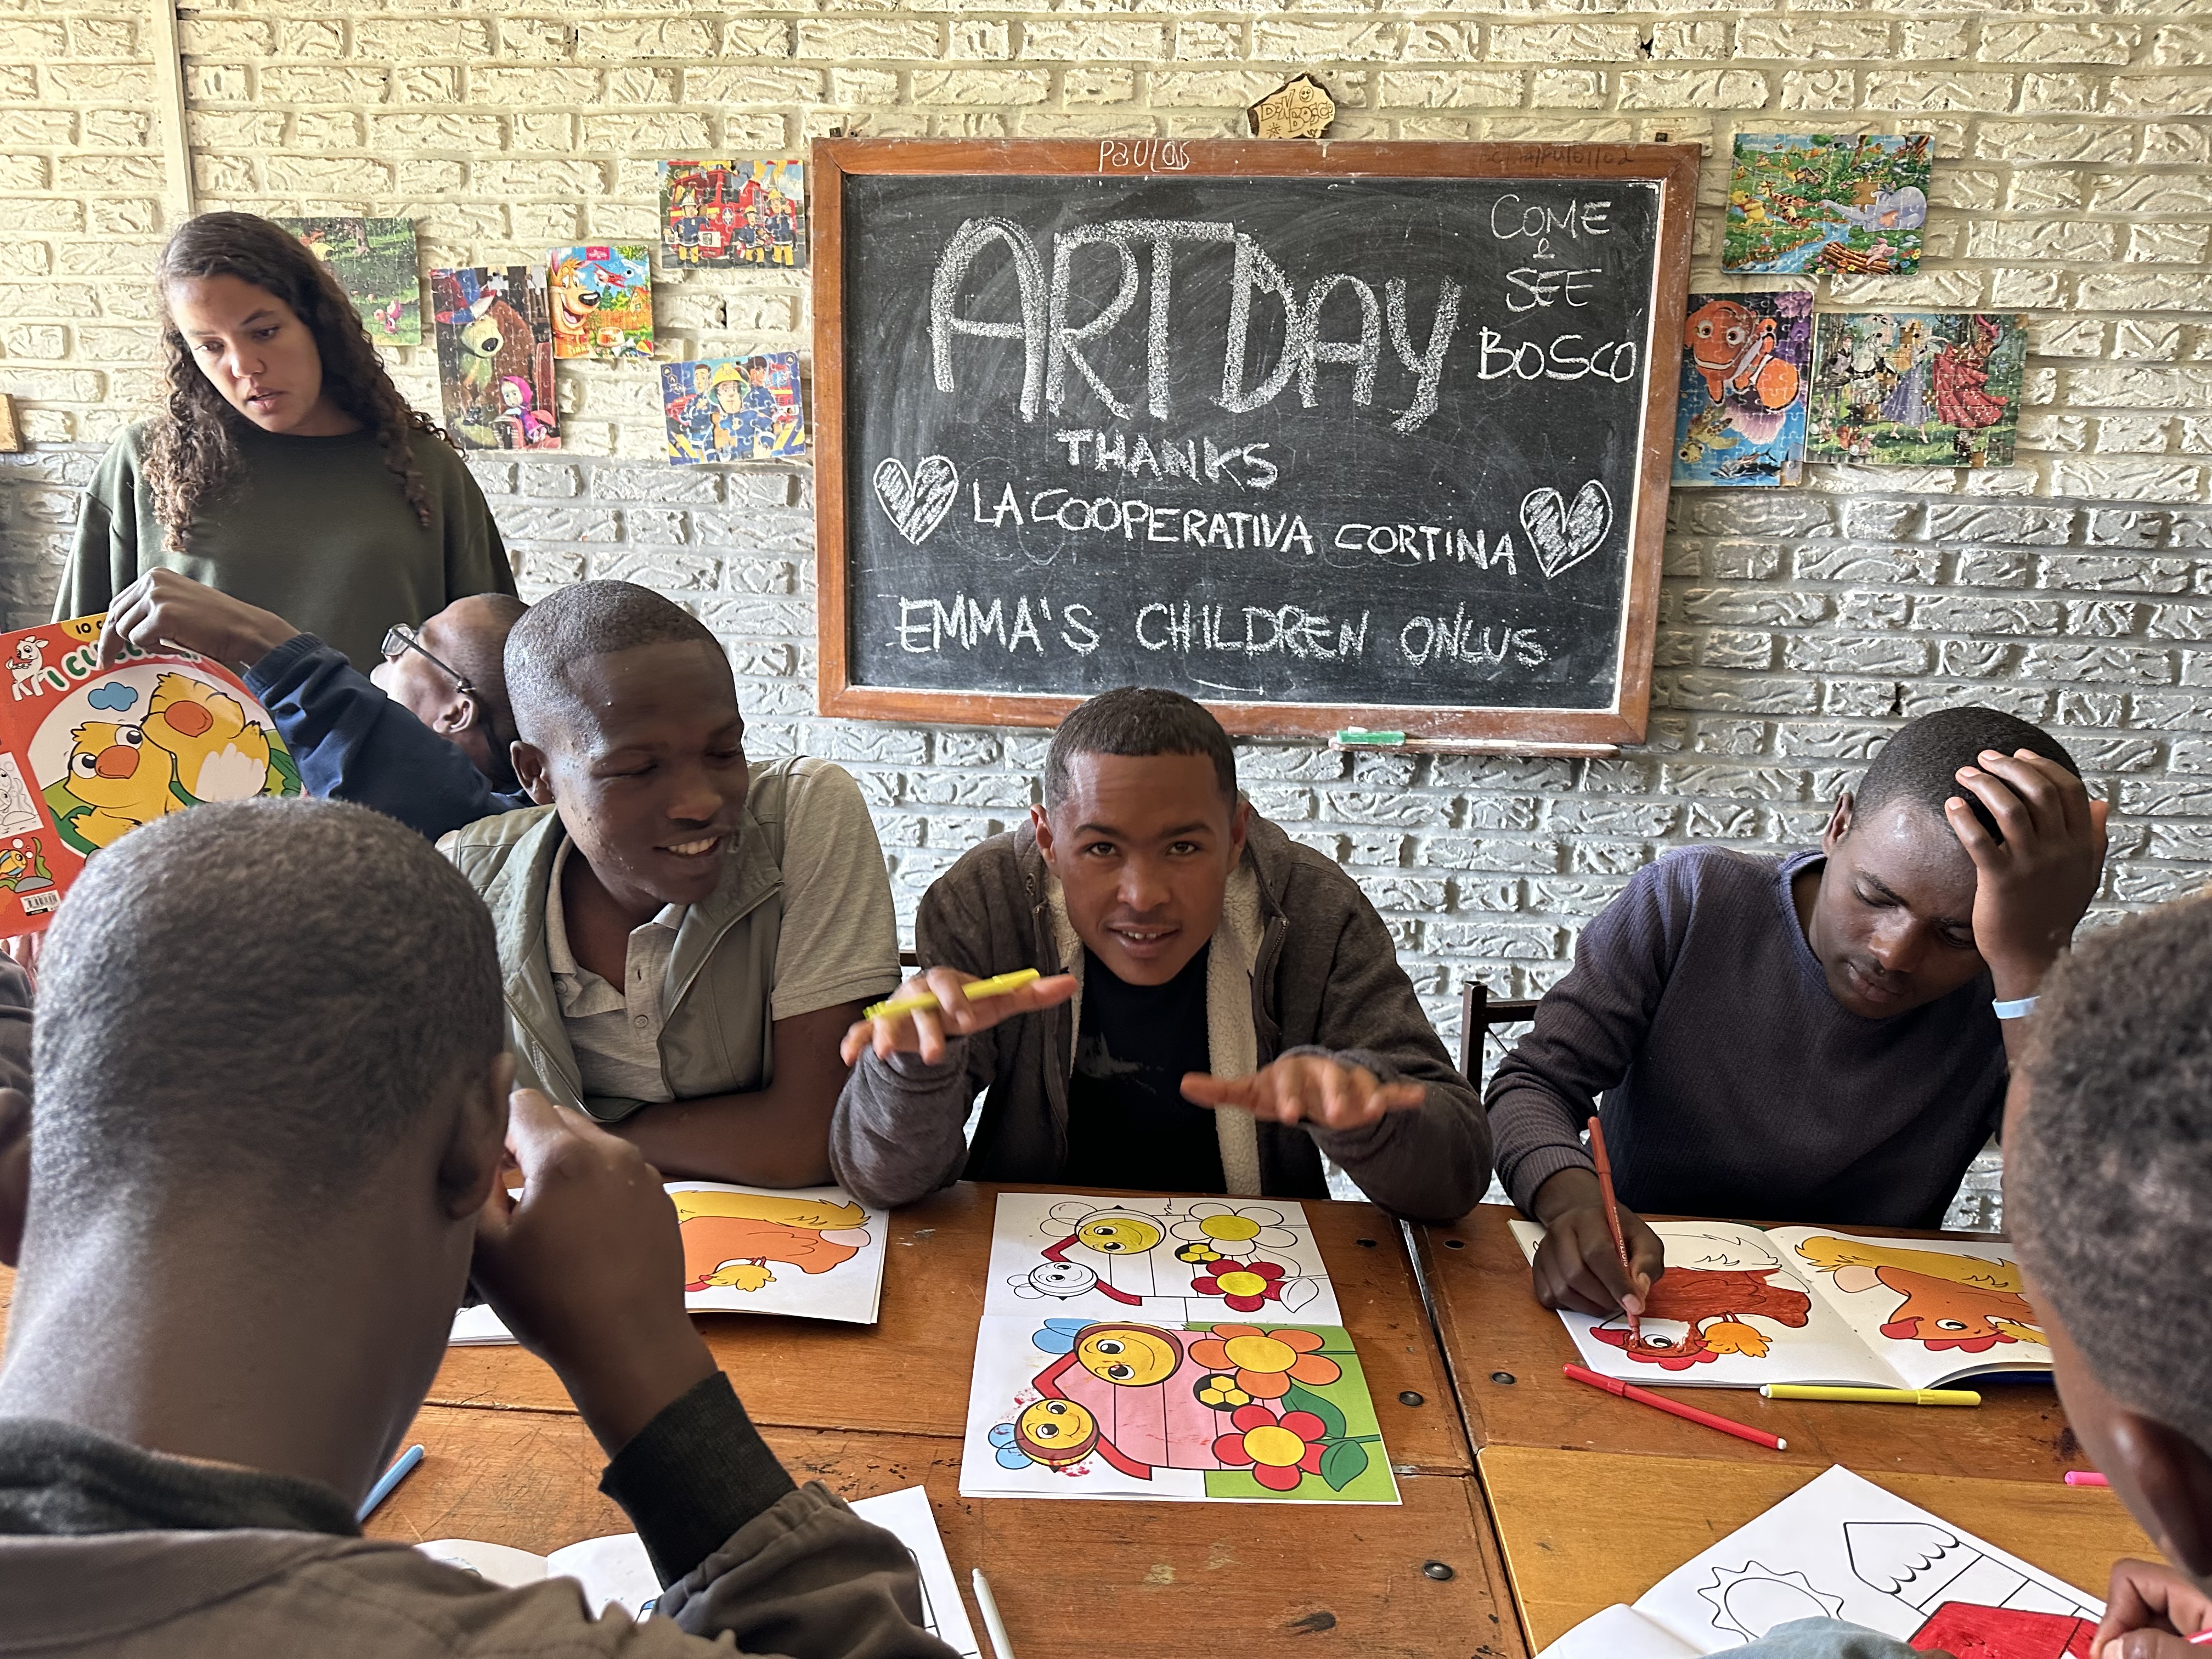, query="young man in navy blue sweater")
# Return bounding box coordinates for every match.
[97,567,526,838]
